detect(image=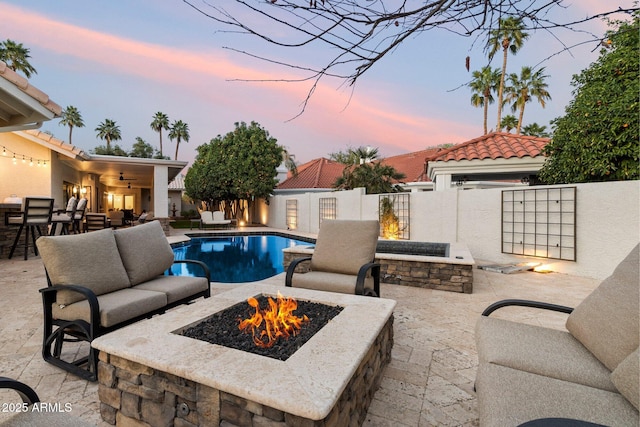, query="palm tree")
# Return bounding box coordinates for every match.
[58,106,84,145]
[169,120,189,160]
[505,66,552,134]
[469,65,501,134]
[487,17,529,131]
[334,161,405,194]
[500,115,519,133]
[522,123,551,138]
[95,119,121,154]
[330,146,379,165]
[150,112,170,157]
[0,39,37,77]
[281,147,298,177]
